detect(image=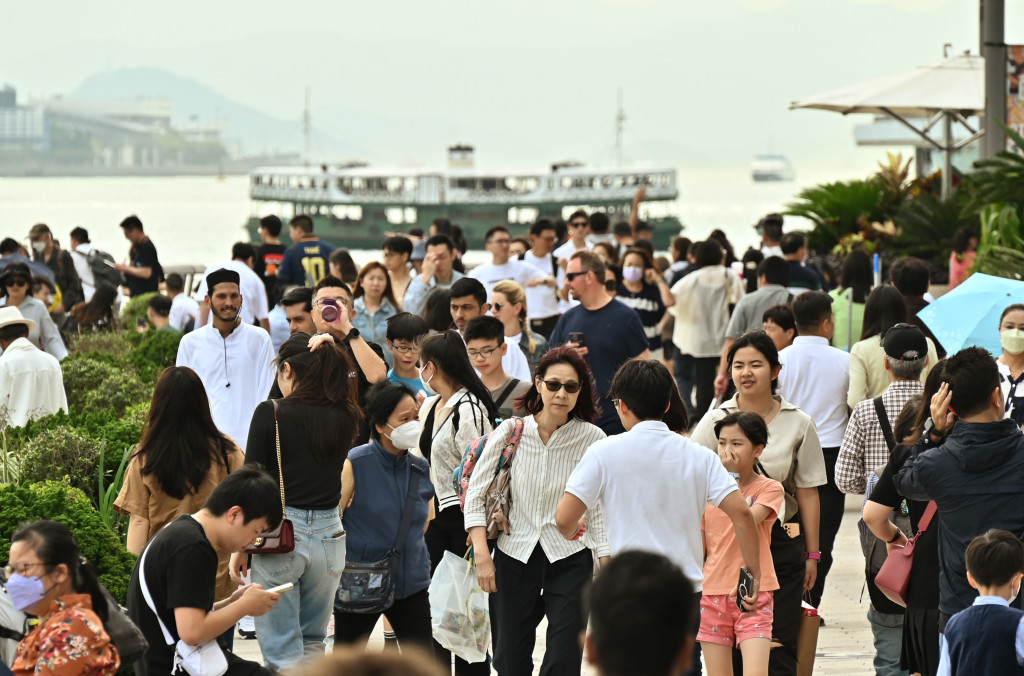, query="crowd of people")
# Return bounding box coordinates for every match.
[2,204,1024,676]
